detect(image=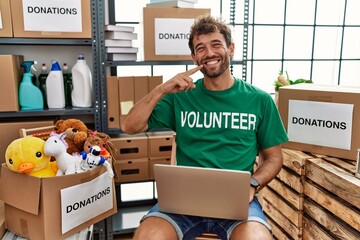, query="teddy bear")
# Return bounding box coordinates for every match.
[54,118,90,155]
[84,131,117,160]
